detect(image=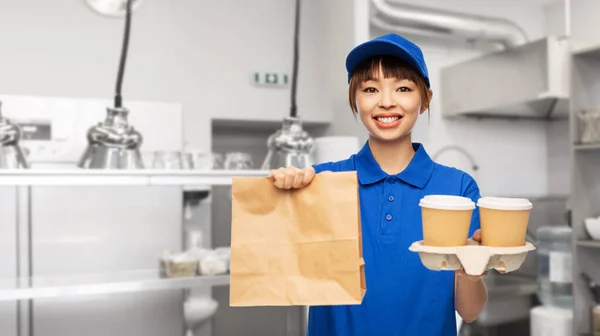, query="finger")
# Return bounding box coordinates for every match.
[283,167,296,189]
[272,168,287,188]
[273,172,286,189]
[472,229,482,242]
[301,168,316,187]
[291,168,305,188]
